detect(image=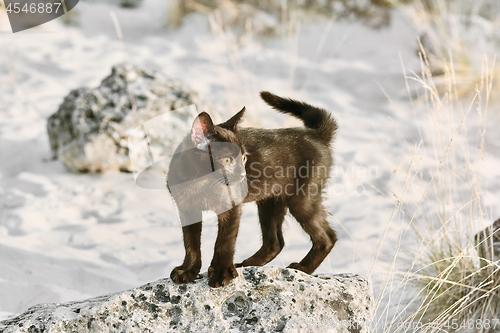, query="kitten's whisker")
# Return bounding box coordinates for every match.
[207,175,227,191]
